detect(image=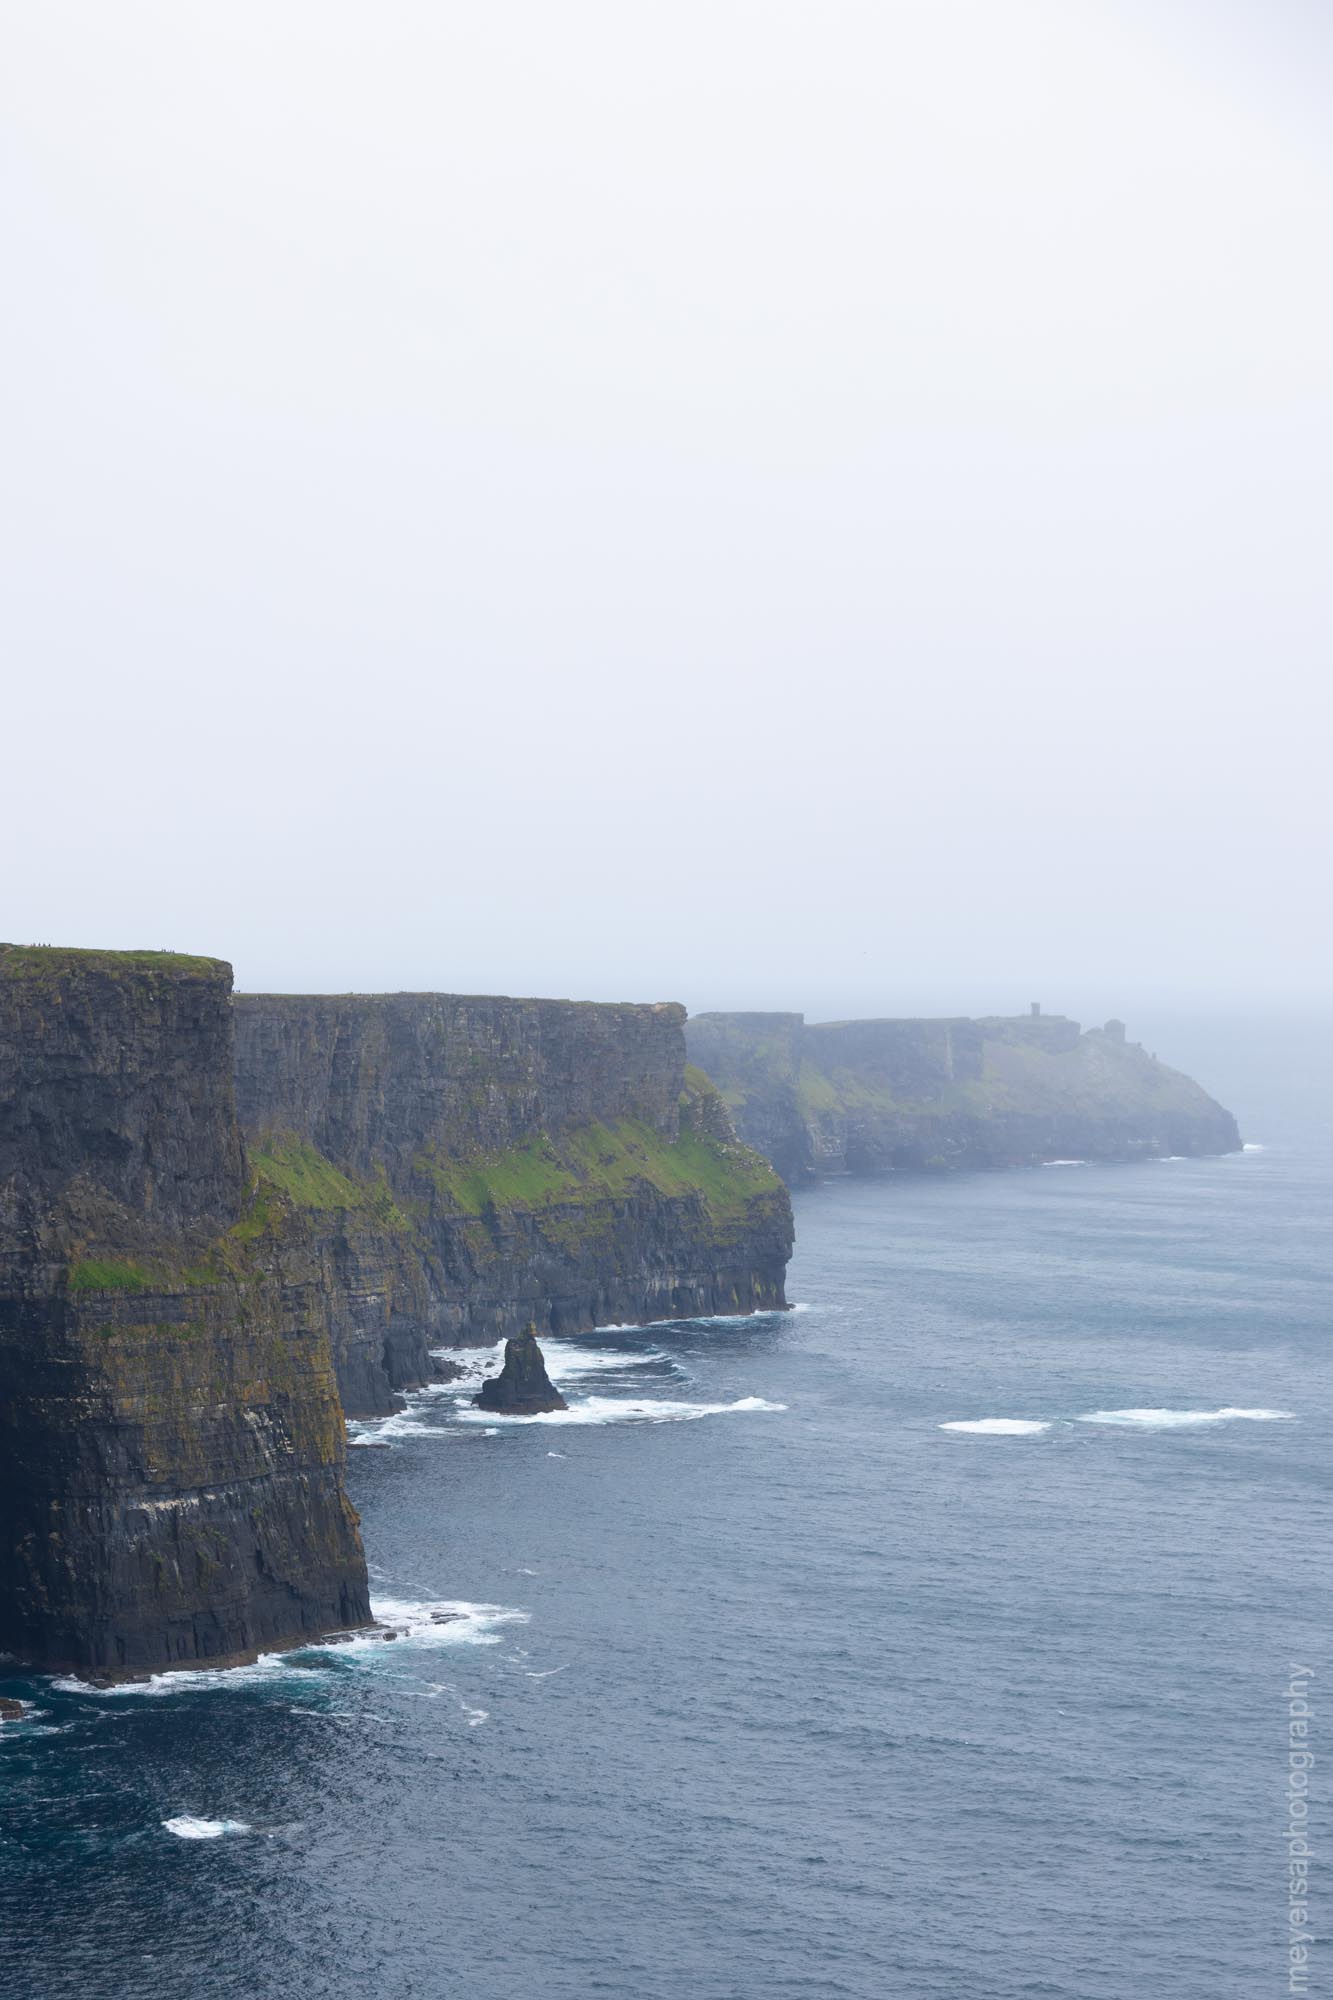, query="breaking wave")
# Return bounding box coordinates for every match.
[593,1305,801,1332]
[1076,1406,1294,1429]
[163,1816,251,1839]
[52,1596,528,1696]
[939,1418,1050,1436]
[455,1395,787,1428]
[542,1343,668,1380]
[347,1409,467,1444]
